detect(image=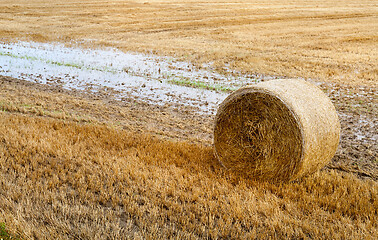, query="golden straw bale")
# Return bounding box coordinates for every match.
[214,79,340,182]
